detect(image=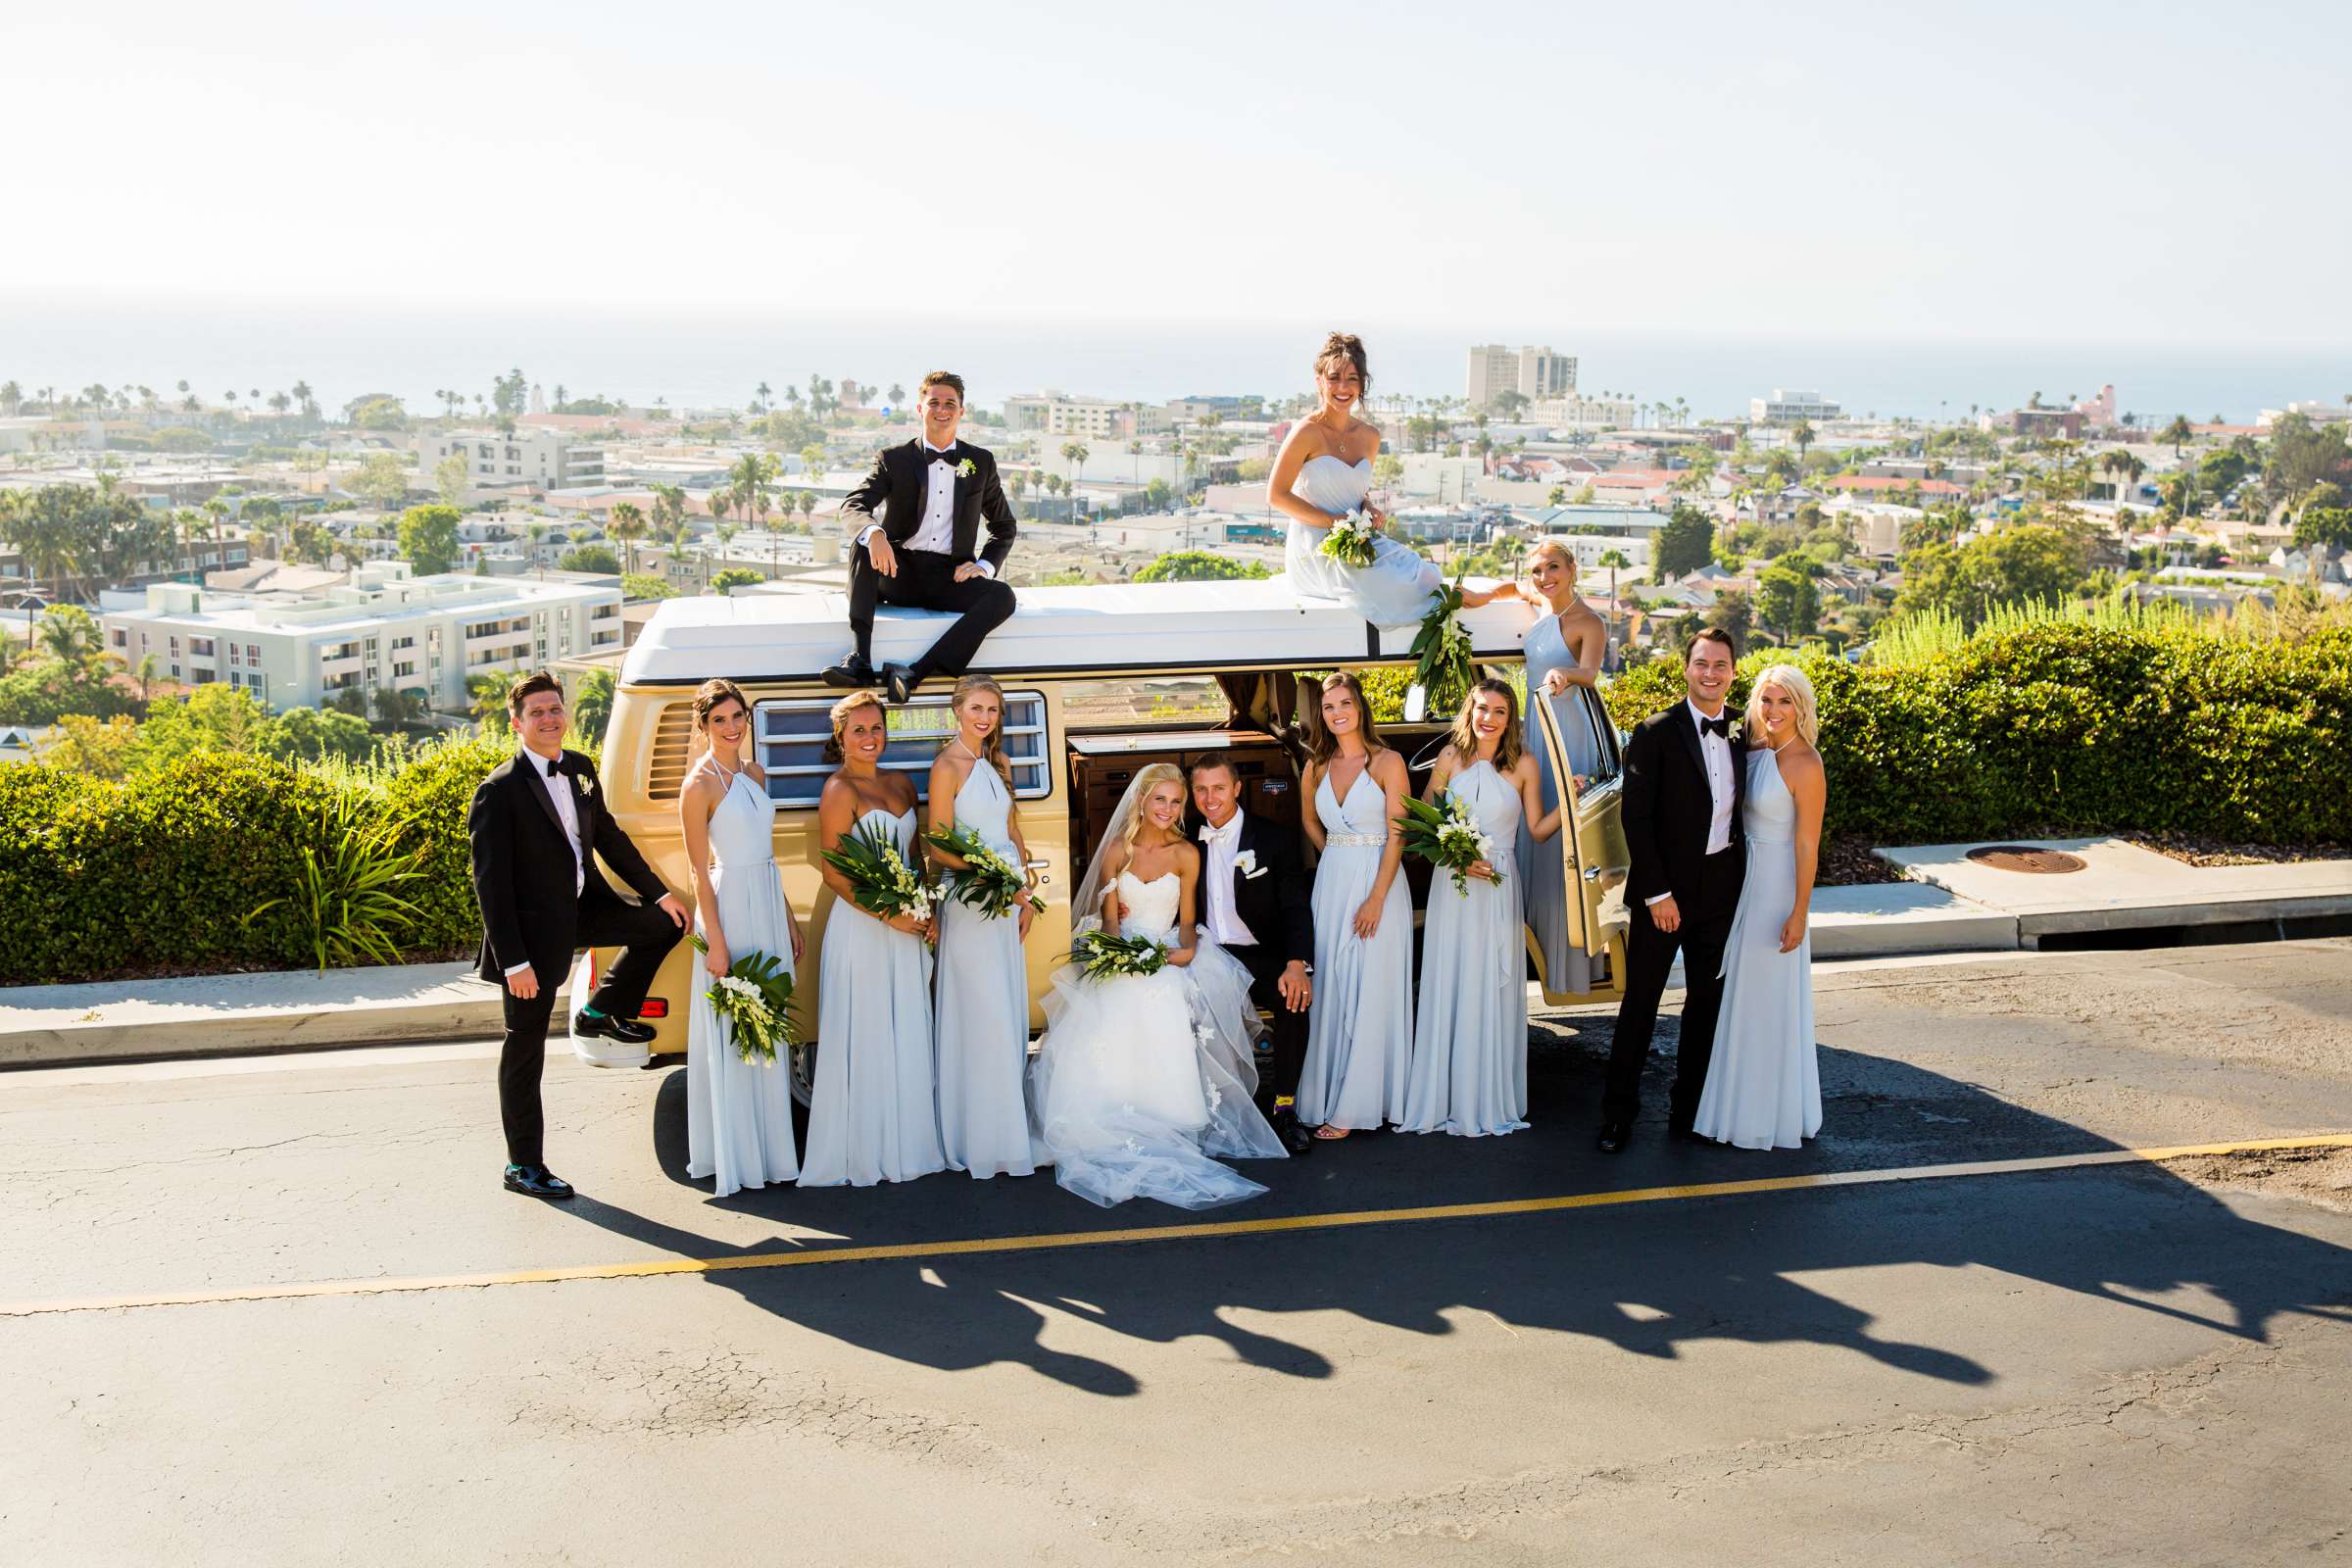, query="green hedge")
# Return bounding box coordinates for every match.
[0,734,511,985]
[1602,622,2352,846]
